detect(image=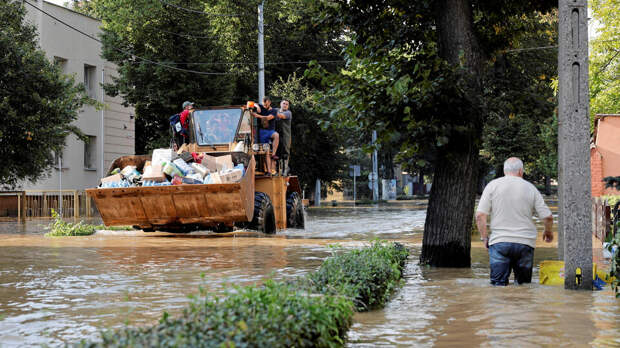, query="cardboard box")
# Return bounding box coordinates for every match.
[177,143,188,154]
[216,155,233,171]
[142,164,166,182]
[220,169,243,183]
[202,154,233,173]
[100,173,122,184]
[152,148,173,166]
[191,163,209,178]
[202,154,217,173]
[210,172,222,184]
